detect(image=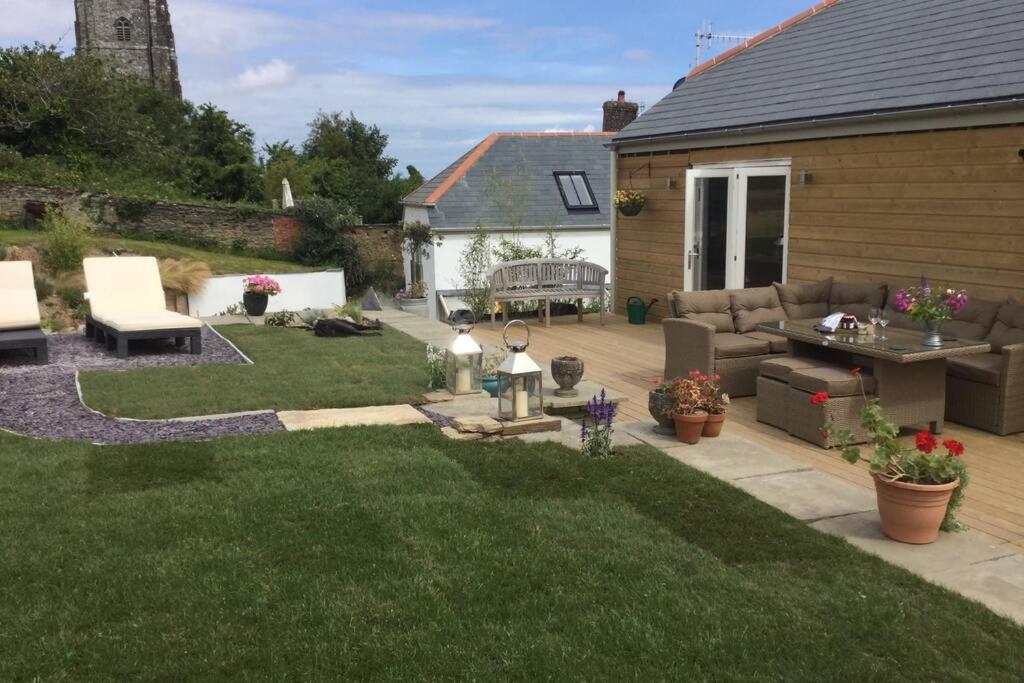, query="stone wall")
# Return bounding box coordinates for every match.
[0,182,403,272]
